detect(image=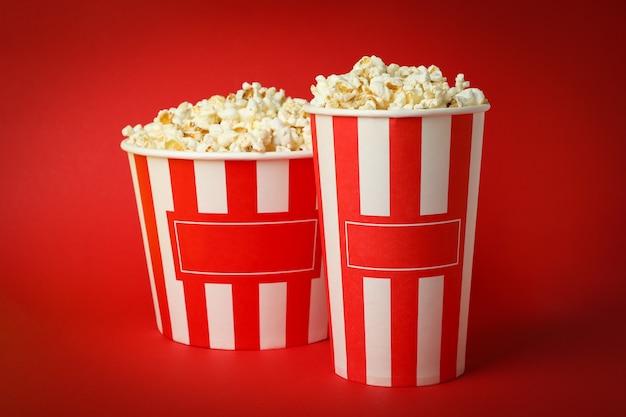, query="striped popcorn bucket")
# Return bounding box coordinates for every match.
[306,104,490,386]
[120,142,328,350]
